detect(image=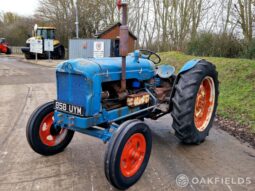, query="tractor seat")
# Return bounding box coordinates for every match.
[157,65,175,78]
